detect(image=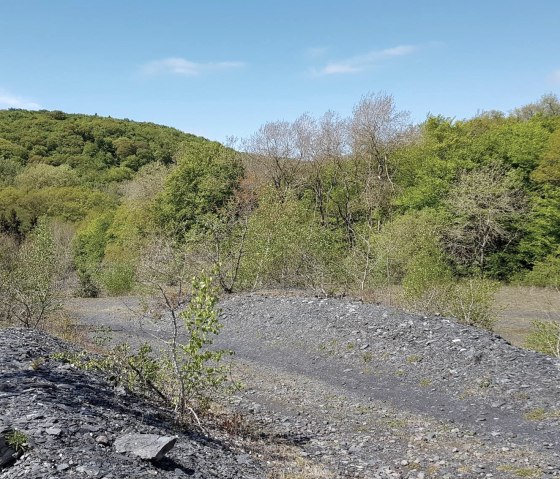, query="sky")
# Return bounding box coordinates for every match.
[1,0,559,142]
